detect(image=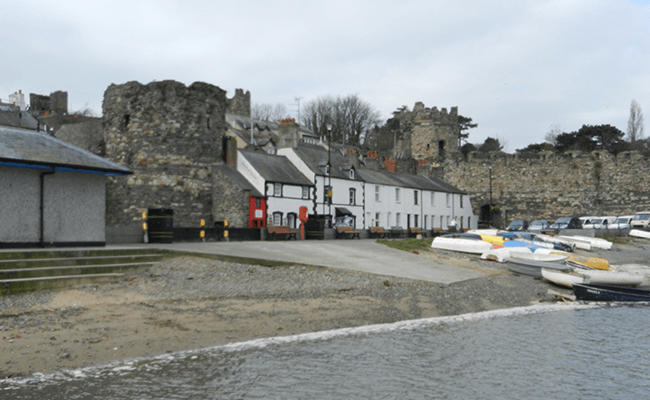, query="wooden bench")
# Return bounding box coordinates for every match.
[267,225,297,240]
[370,227,390,238]
[431,228,444,237]
[336,226,360,239]
[410,227,427,238]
